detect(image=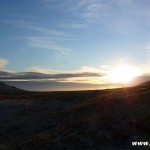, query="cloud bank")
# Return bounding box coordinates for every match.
[0,66,105,82]
[0,66,108,91]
